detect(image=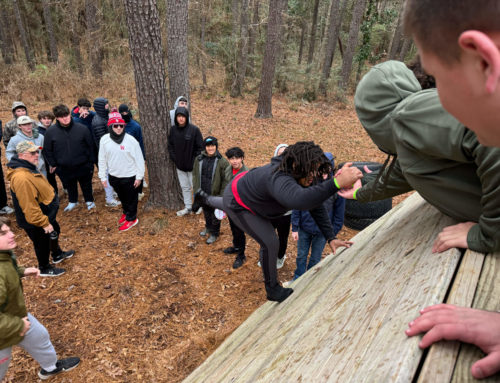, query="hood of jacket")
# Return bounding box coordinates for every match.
[174,107,190,128]
[354,60,421,154]
[273,143,288,157]
[11,101,27,116]
[174,96,187,109]
[93,97,109,118]
[6,156,38,180]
